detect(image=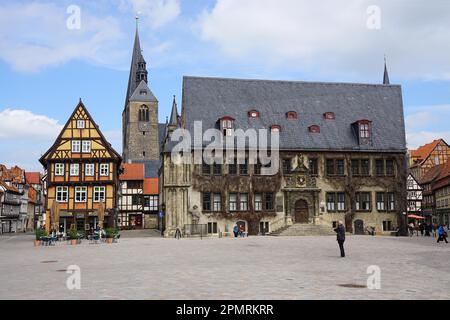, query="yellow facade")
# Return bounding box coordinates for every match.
[40,101,122,232]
